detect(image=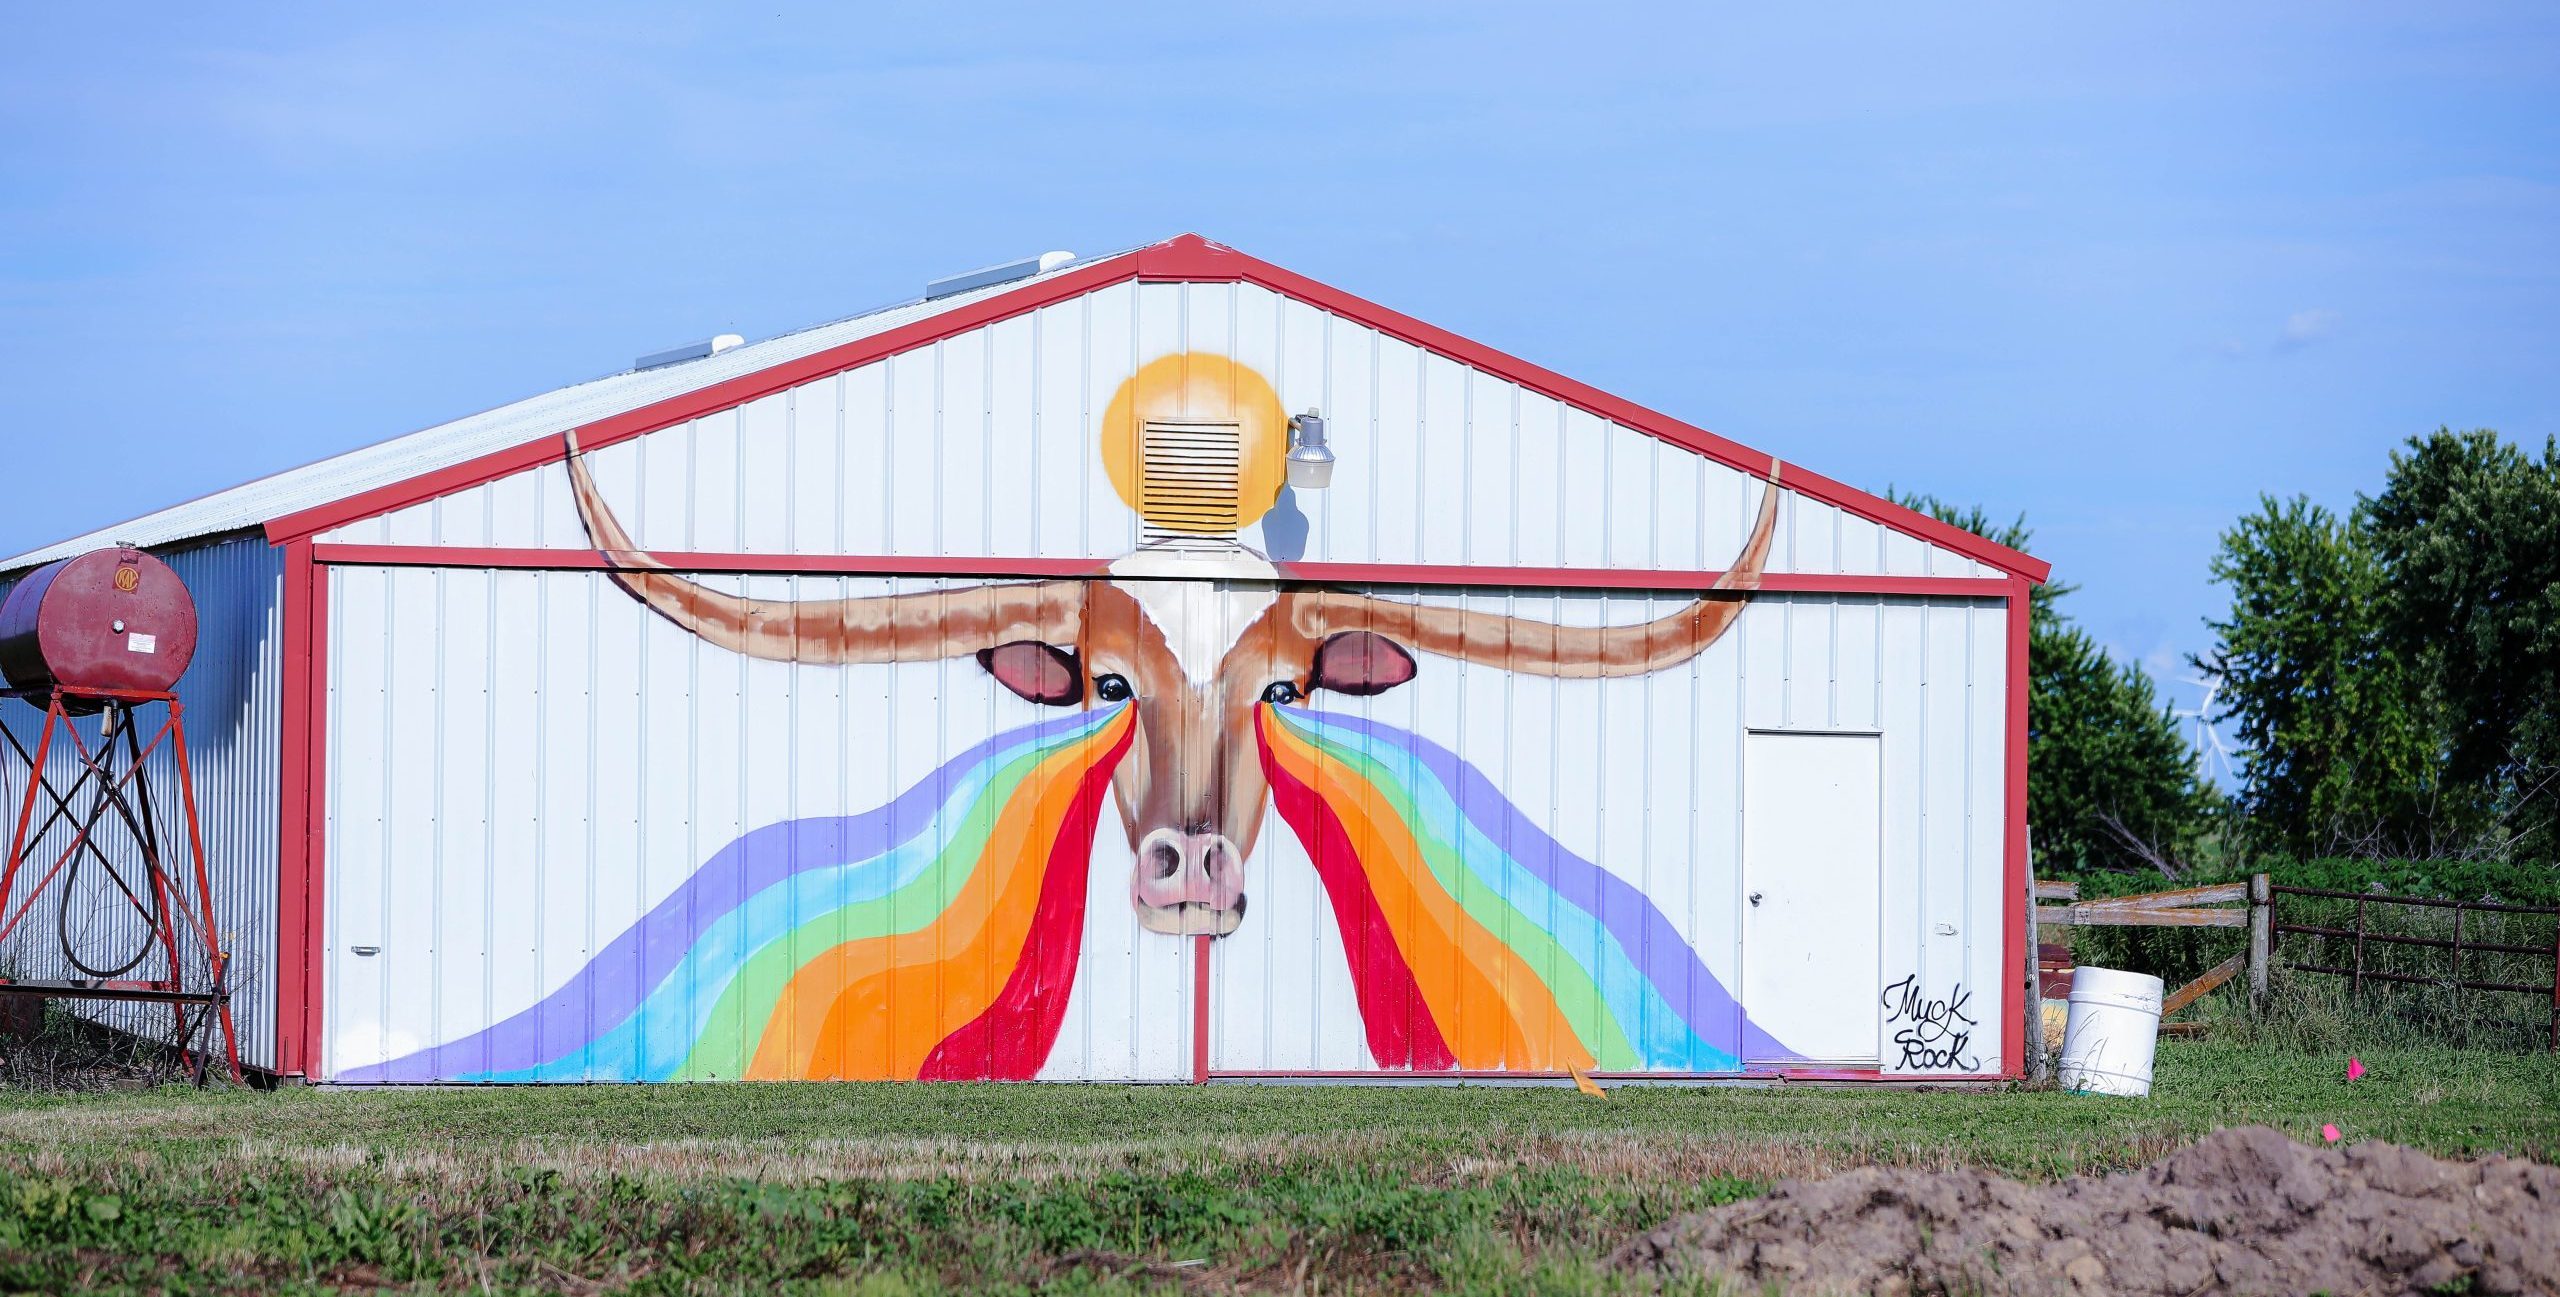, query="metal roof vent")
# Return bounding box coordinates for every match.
[636,333,746,371]
[1138,419,1244,544]
[925,250,1077,300]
